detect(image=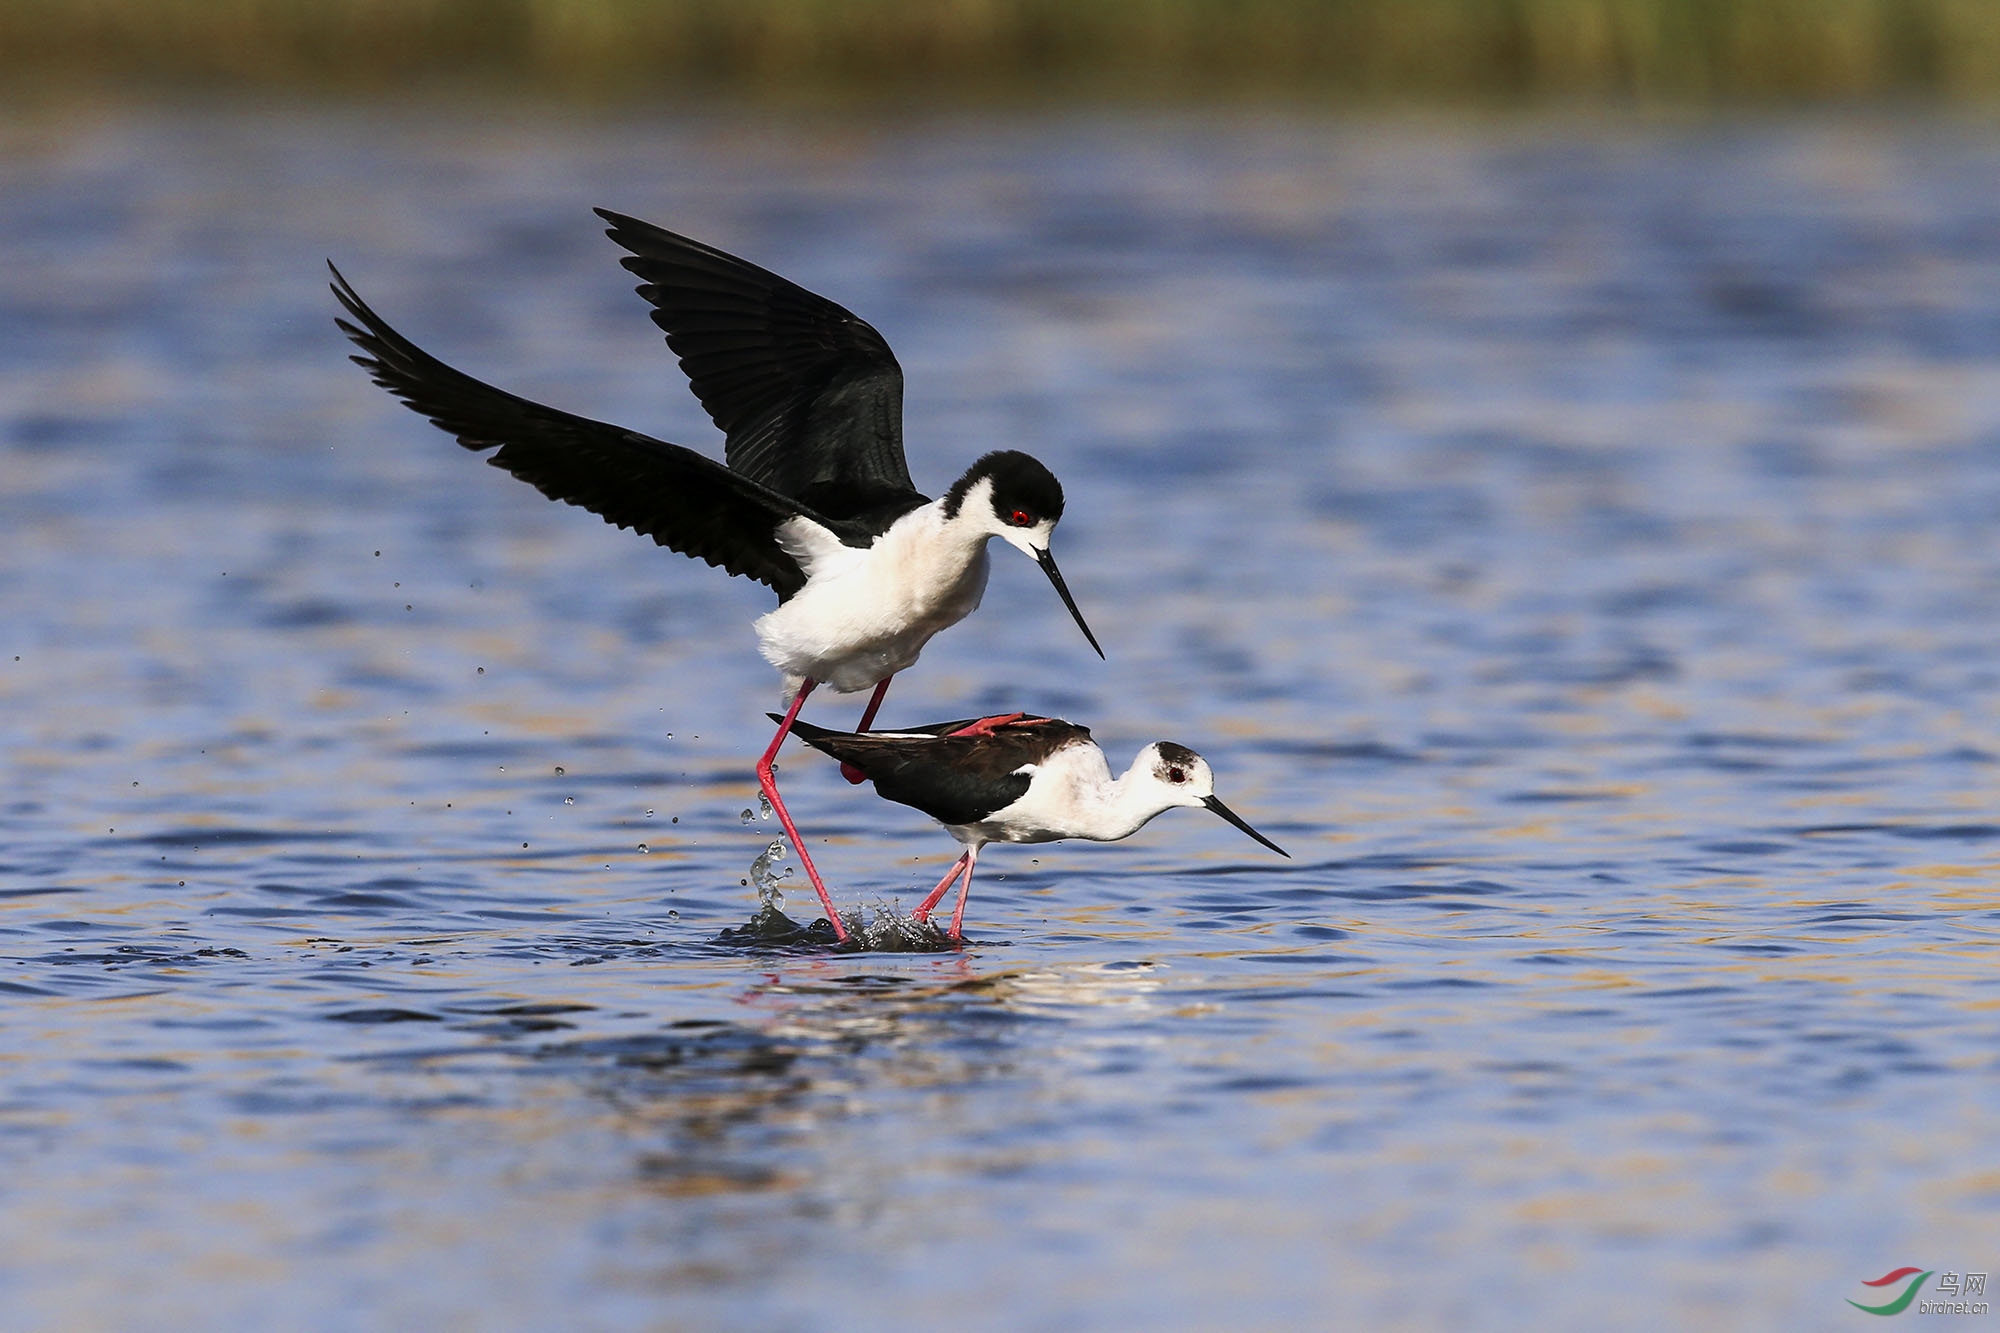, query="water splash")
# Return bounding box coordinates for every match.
[749,838,790,912]
[848,900,957,952]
